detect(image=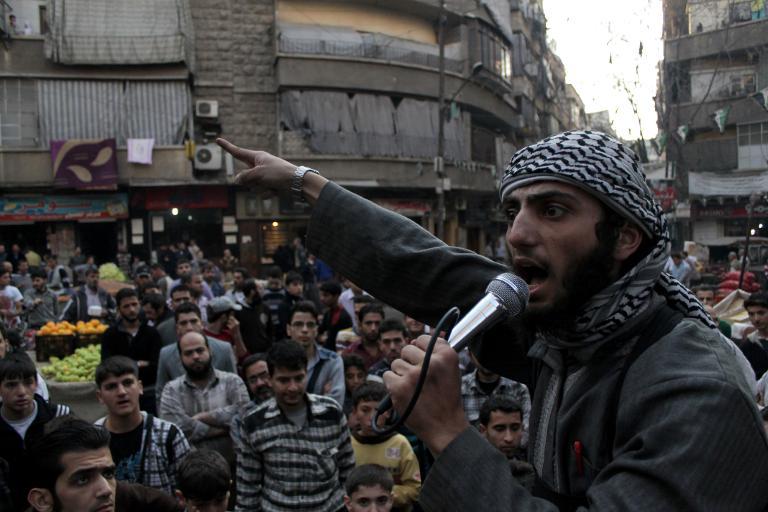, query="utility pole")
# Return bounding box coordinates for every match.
[435,0,446,241]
